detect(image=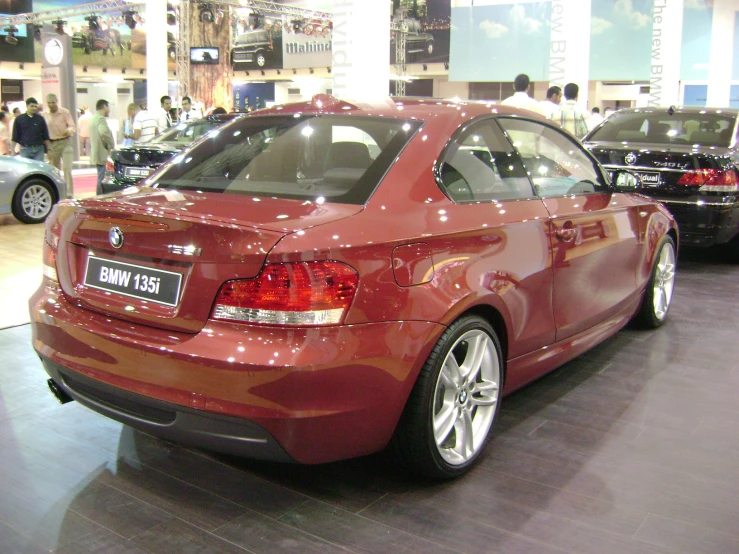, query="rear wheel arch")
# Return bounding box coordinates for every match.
[21,174,59,203]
